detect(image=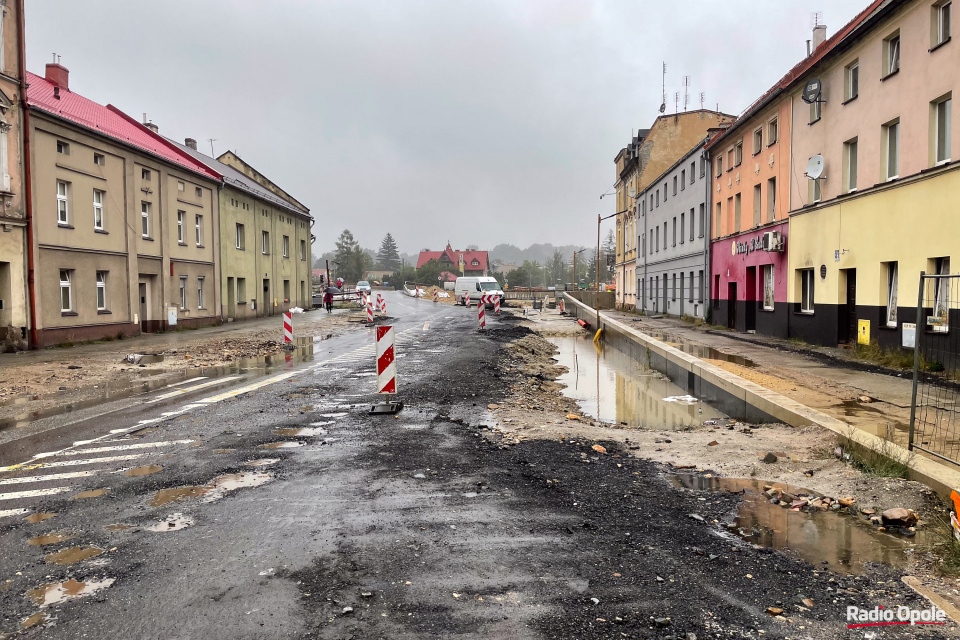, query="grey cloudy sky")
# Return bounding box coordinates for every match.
[27,0,867,255]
